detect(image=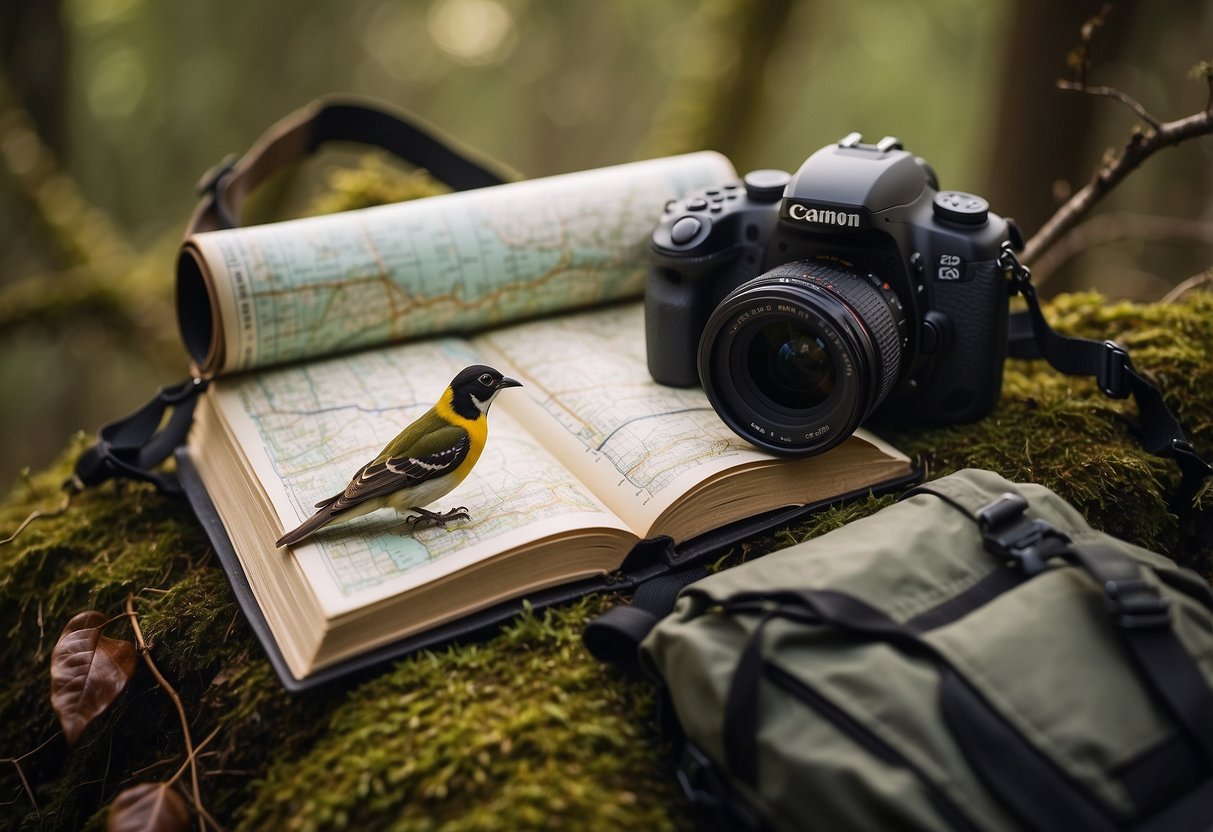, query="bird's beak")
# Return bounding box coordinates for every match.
[496,376,523,390]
